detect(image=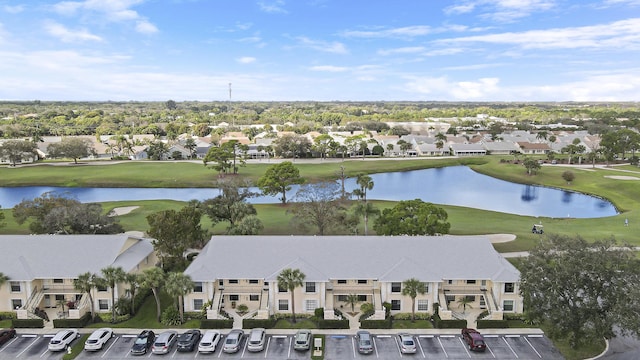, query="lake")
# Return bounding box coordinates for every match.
[0,166,617,218]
